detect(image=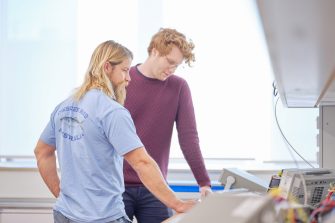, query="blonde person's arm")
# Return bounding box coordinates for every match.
[34,140,60,198]
[124,147,196,213]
